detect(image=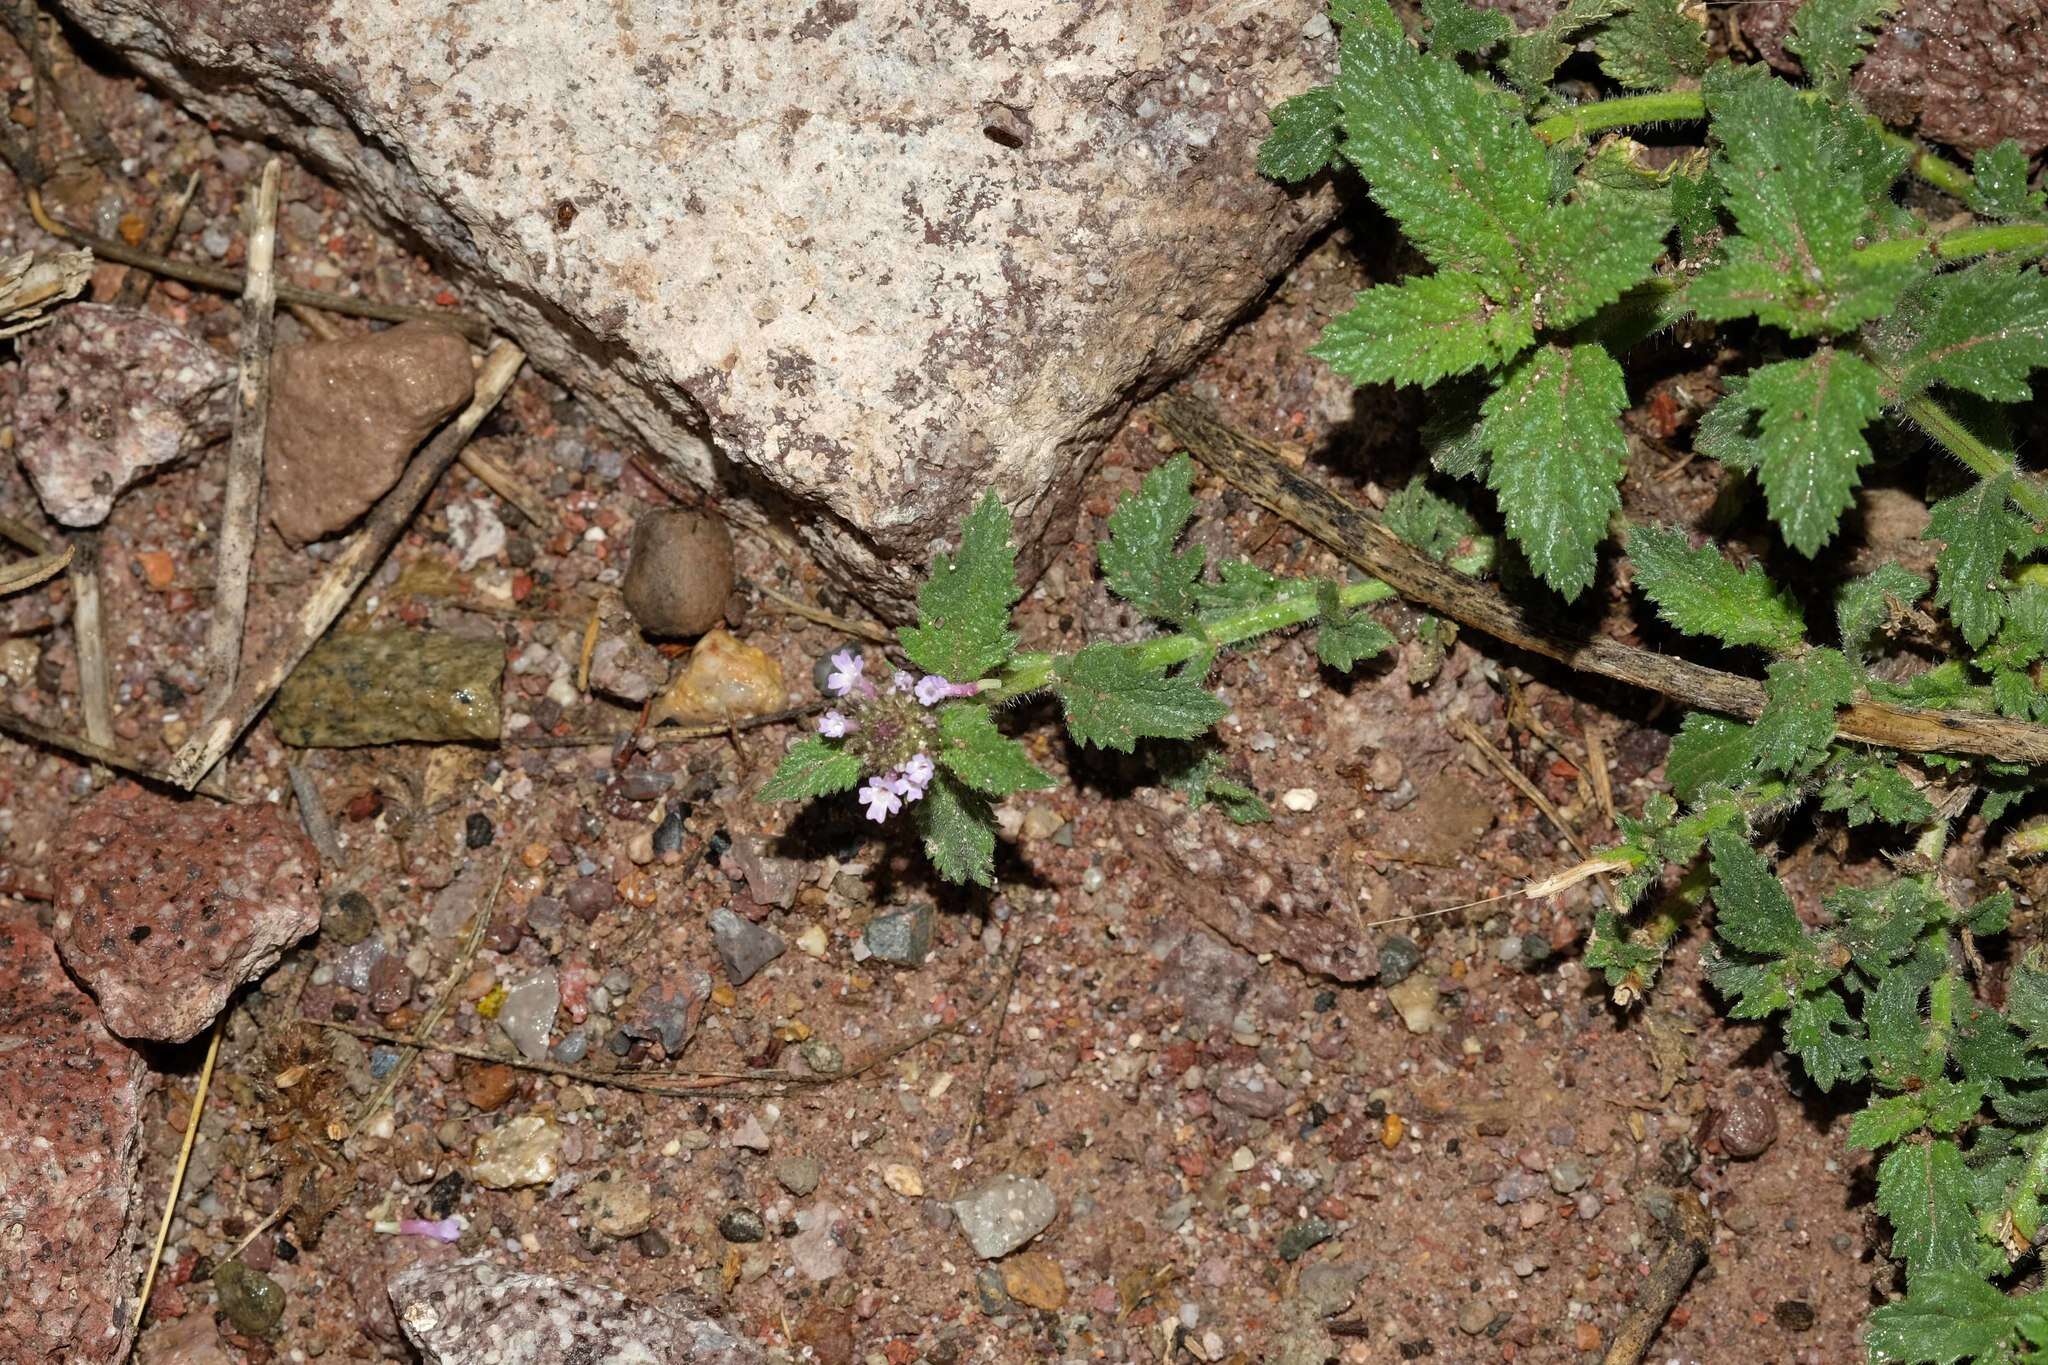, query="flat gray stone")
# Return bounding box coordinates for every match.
[495,968,559,1062]
[389,1258,762,1364]
[951,1173,1056,1260]
[862,904,933,967]
[709,907,784,986]
[54,0,1333,608]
